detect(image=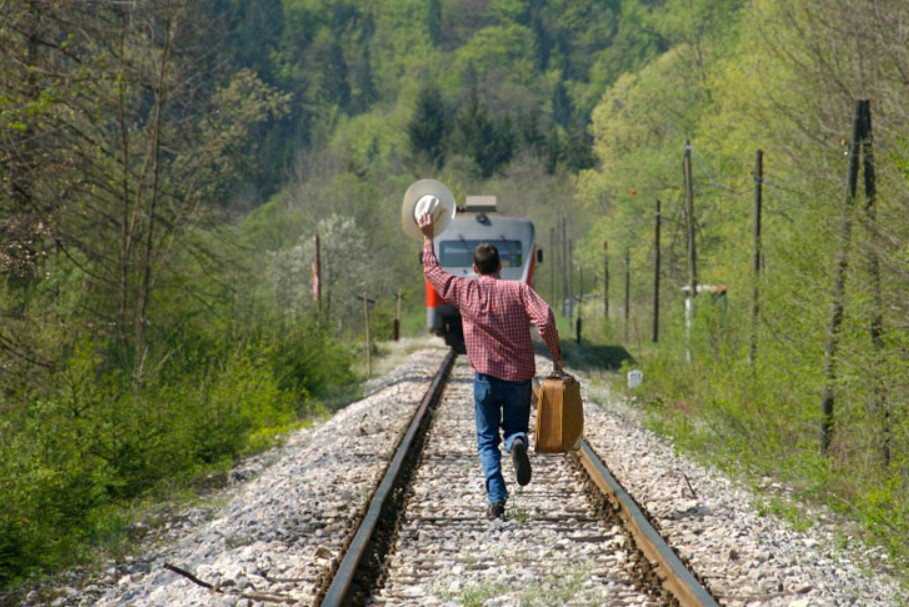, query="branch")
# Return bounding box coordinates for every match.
[162,563,297,604]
